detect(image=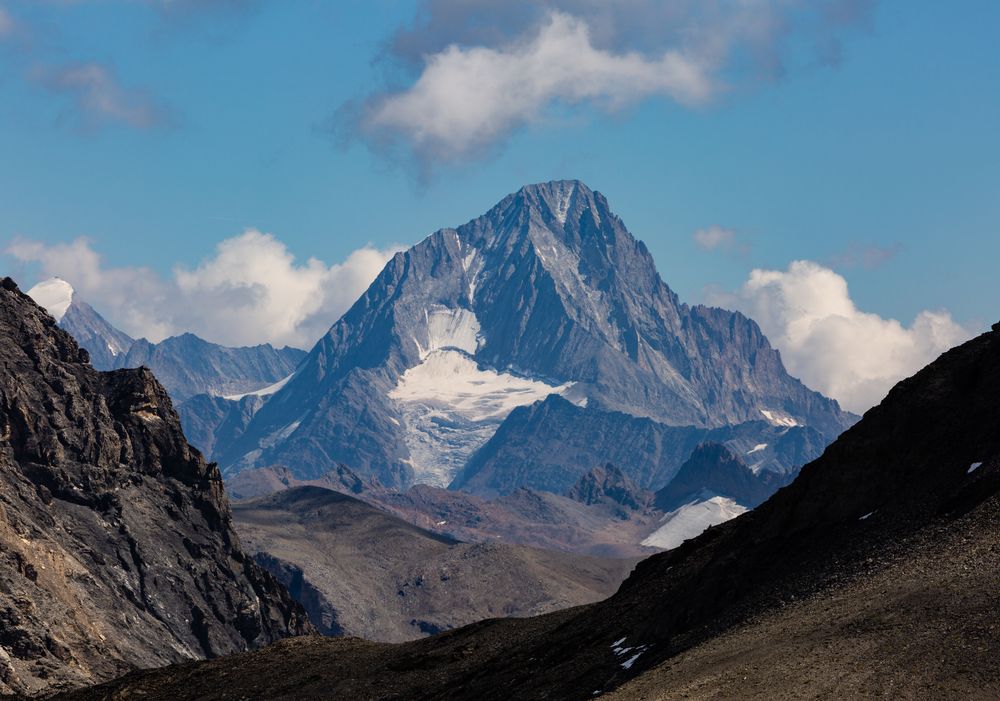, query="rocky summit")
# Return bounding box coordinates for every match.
[210,181,854,492]
[0,278,311,696]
